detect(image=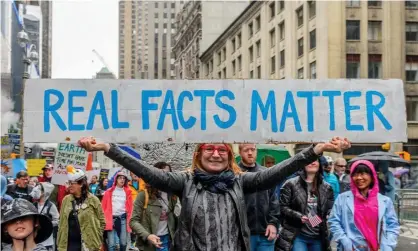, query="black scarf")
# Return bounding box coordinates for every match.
[193,168,235,194]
